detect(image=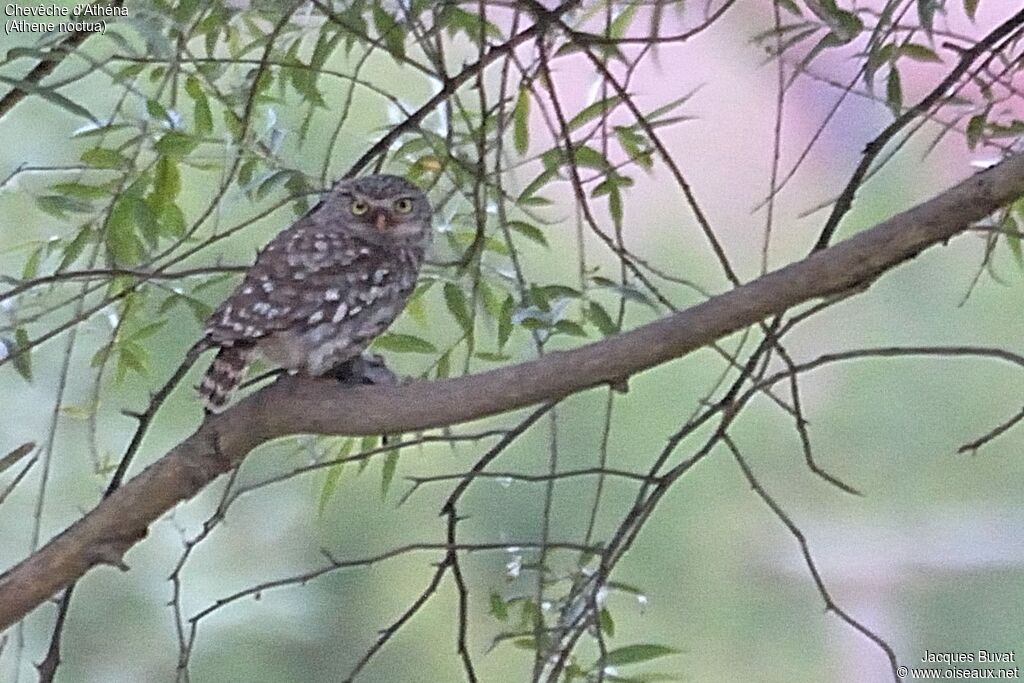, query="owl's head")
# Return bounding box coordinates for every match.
[330,174,432,247]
